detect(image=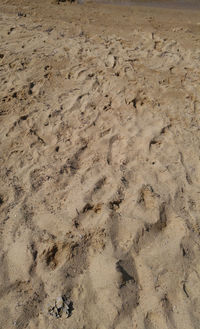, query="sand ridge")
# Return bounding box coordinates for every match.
[0,1,200,328]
